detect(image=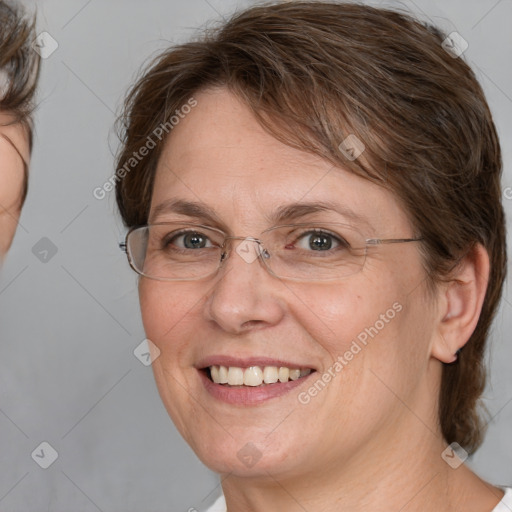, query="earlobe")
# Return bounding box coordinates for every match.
[431,243,490,364]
